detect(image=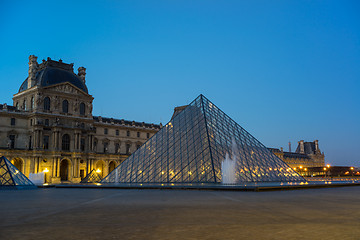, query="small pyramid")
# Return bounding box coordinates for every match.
[0,156,35,188]
[80,169,103,183]
[102,95,304,184]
